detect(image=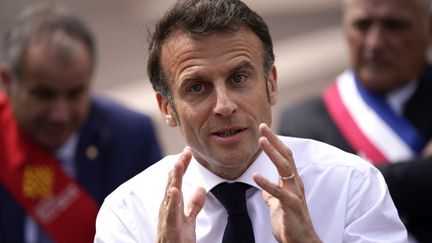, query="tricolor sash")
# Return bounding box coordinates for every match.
[322,70,427,165]
[0,93,99,243]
